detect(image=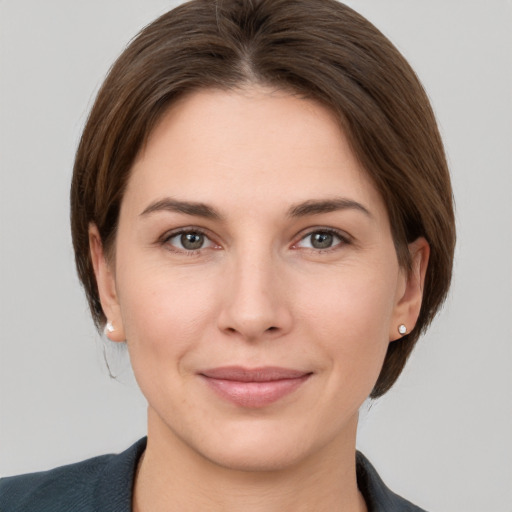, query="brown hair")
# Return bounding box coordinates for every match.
[70,0,455,397]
